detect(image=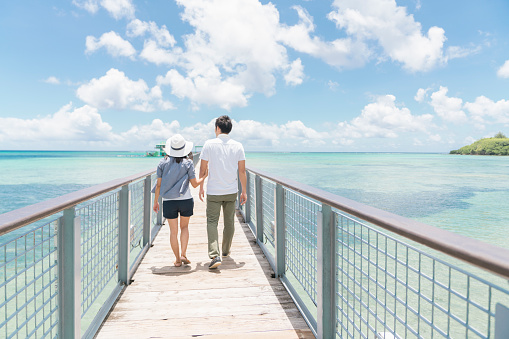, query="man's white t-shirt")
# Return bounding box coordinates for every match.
[200,134,245,195]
